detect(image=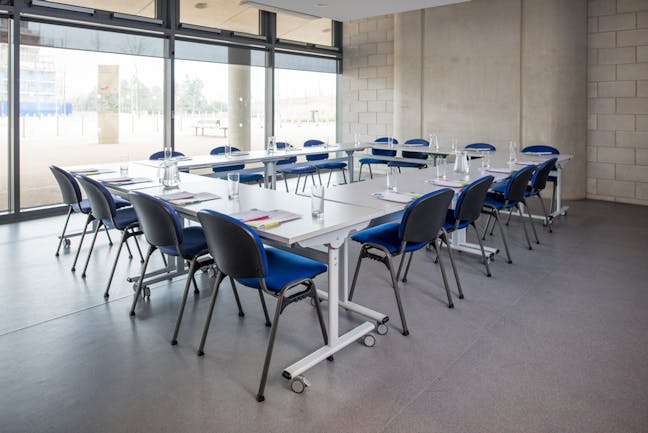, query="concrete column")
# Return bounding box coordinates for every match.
[394,10,423,141]
[228,48,251,150]
[522,0,587,199]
